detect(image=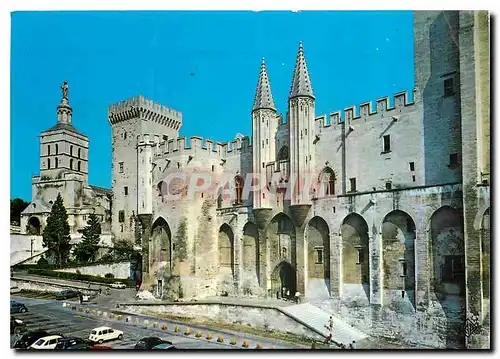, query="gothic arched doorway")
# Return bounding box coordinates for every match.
[271,261,296,298]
